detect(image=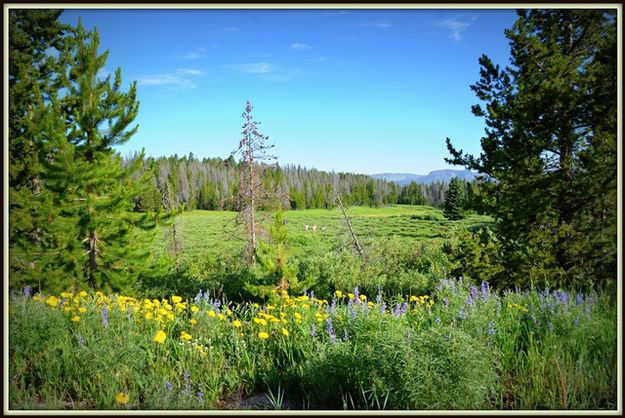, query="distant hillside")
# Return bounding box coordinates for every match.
[371,169,479,186]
